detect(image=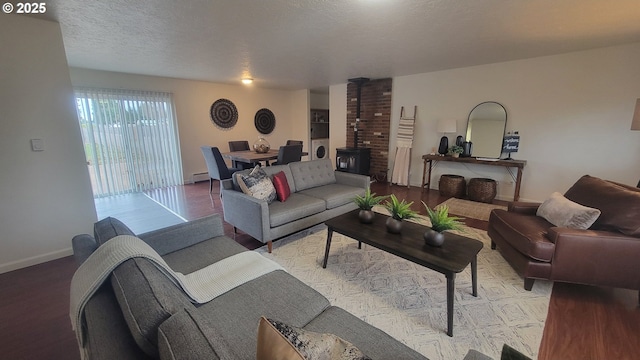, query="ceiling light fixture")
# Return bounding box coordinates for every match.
[241,78,253,85]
